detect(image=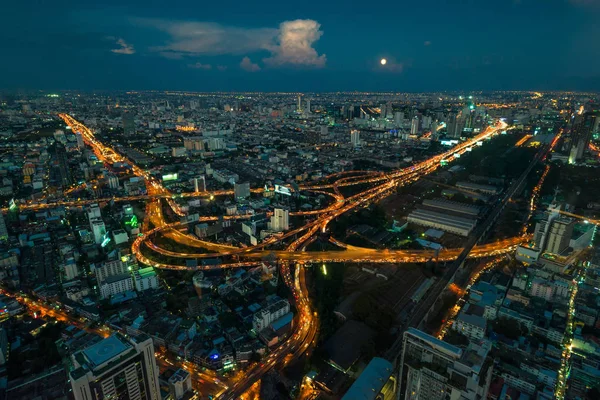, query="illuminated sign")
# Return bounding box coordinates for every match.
[162,173,178,181]
[440,140,459,146]
[125,215,138,228]
[274,184,291,196]
[101,233,111,248]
